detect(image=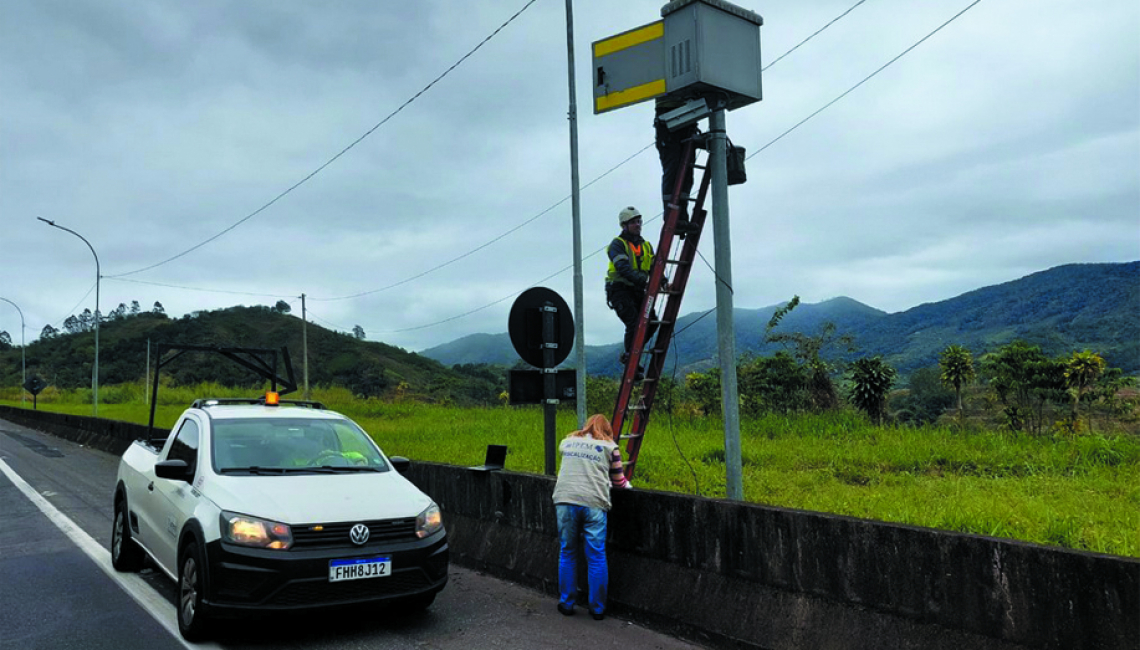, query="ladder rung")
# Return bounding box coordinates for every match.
[660,289,683,295]
[620,433,643,440]
[627,404,647,411]
[647,319,673,326]
[665,259,690,265]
